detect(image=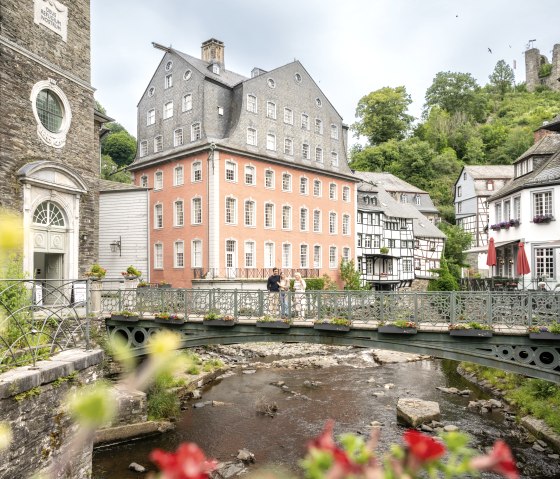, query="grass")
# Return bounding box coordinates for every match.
[146,372,181,420]
[202,358,224,372]
[461,363,560,434]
